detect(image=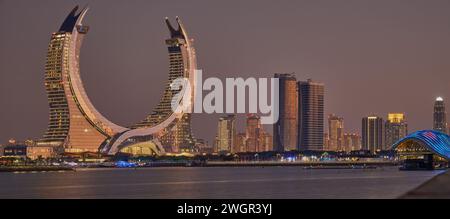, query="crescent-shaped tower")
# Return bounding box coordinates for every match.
[38,6,128,153]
